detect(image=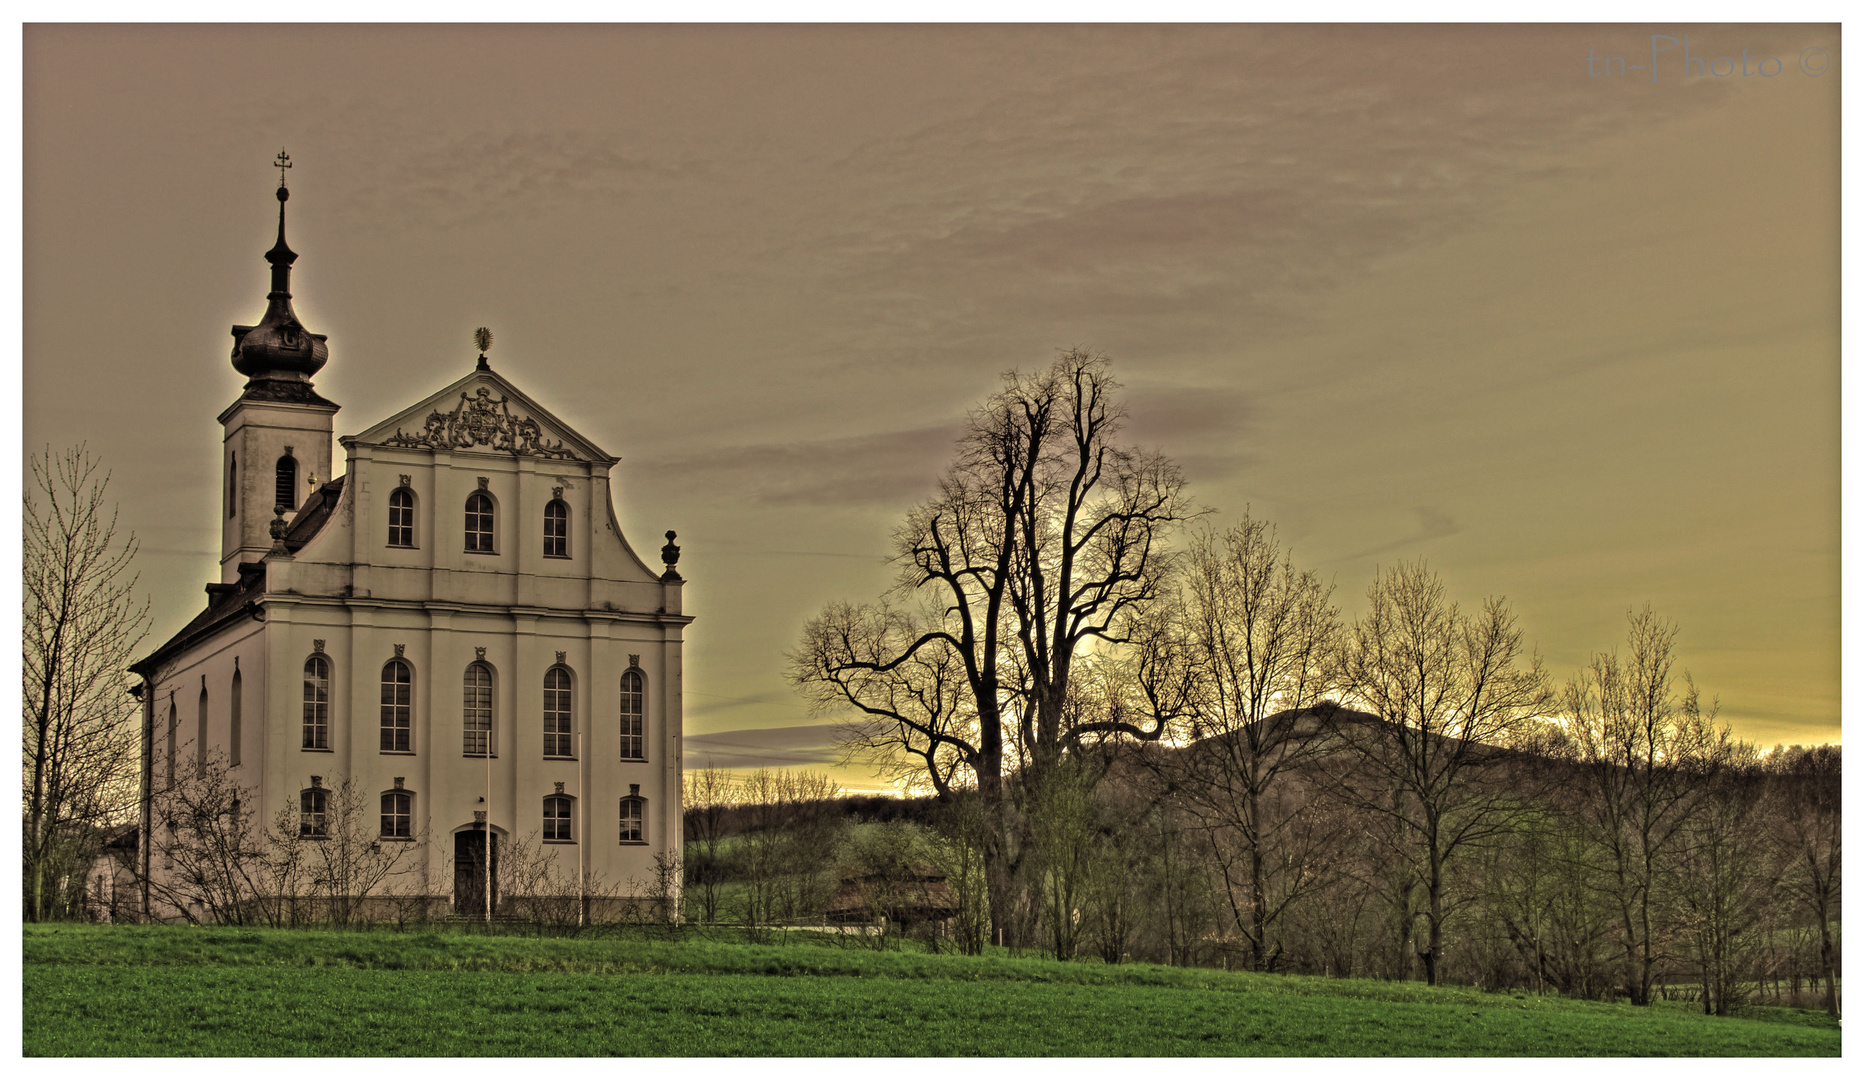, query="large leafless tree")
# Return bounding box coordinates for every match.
[1766,743,1840,1017]
[1149,515,1345,971]
[791,350,1191,940]
[23,446,149,921]
[1328,560,1550,985]
[1560,607,1736,1005]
